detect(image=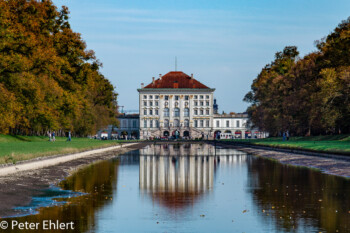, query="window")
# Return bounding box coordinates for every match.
[200,101,203,106]
[236,120,240,128]
[206,101,209,106]
[200,120,204,127]
[155,95,159,99]
[164,119,169,127]
[226,120,230,127]
[194,95,198,99]
[206,120,209,127]
[184,108,189,117]
[174,108,180,117]
[143,95,147,99]
[155,109,158,115]
[194,101,198,106]
[133,120,137,128]
[184,119,189,127]
[155,101,159,106]
[144,120,147,128]
[165,95,169,100]
[200,95,203,99]
[175,95,179,100]
[144,101,147,106]
[216,120,220,127]
[149,109,153,115]
[150,101,153,106]
[194,120,198,127]
[206,109,209,115]
[194,110,198,115]
[149,95,153,99]
[144,109,147,115]
[150,120,153,128]
[155,120,159,128]
[164,108,169,117]
[185,95,189,100]
[200,110,203,115]
[206,95,209,99]
[174,119,179,127]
